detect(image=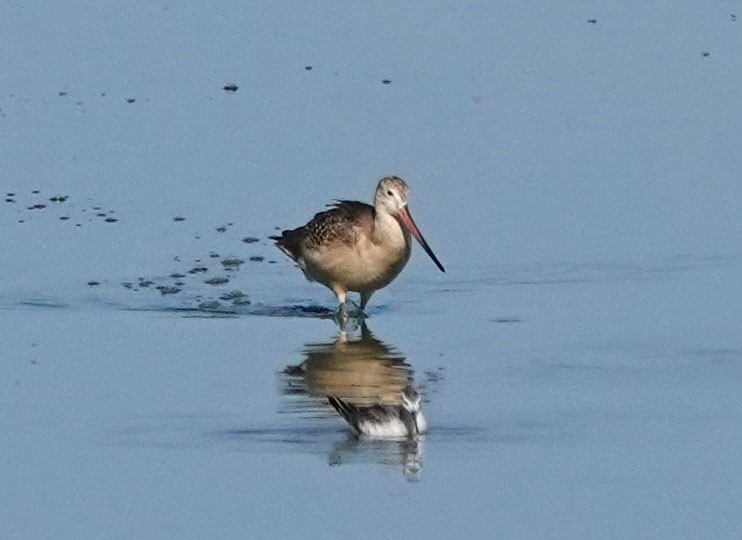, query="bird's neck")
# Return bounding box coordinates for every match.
[372,210,408,247]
